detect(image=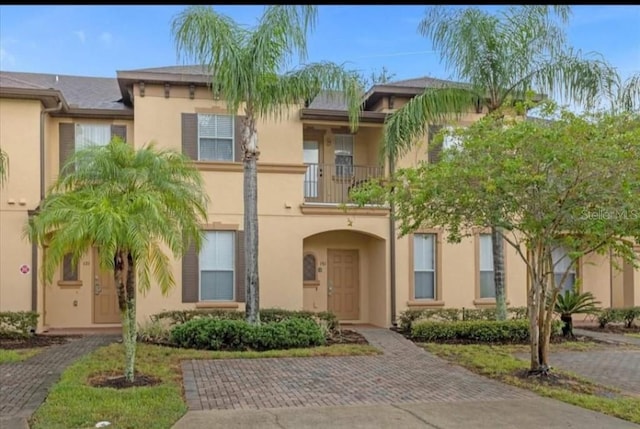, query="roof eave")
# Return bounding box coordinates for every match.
[51,107,133,119]
[300,108,387,124]
[0,87,69,110]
